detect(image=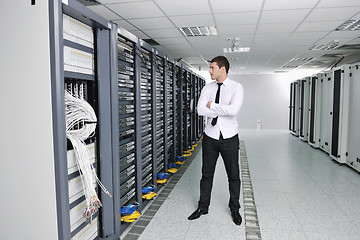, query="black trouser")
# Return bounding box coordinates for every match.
[199,133,241,212]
